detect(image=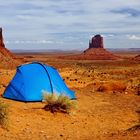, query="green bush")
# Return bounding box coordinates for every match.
[0,101,8,128]
[42,91,76,113]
